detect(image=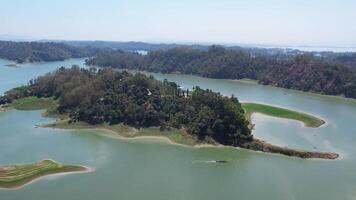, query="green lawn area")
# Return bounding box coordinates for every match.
[0,160,87,189]
[9,96,58,111]
[242,103,325,127]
